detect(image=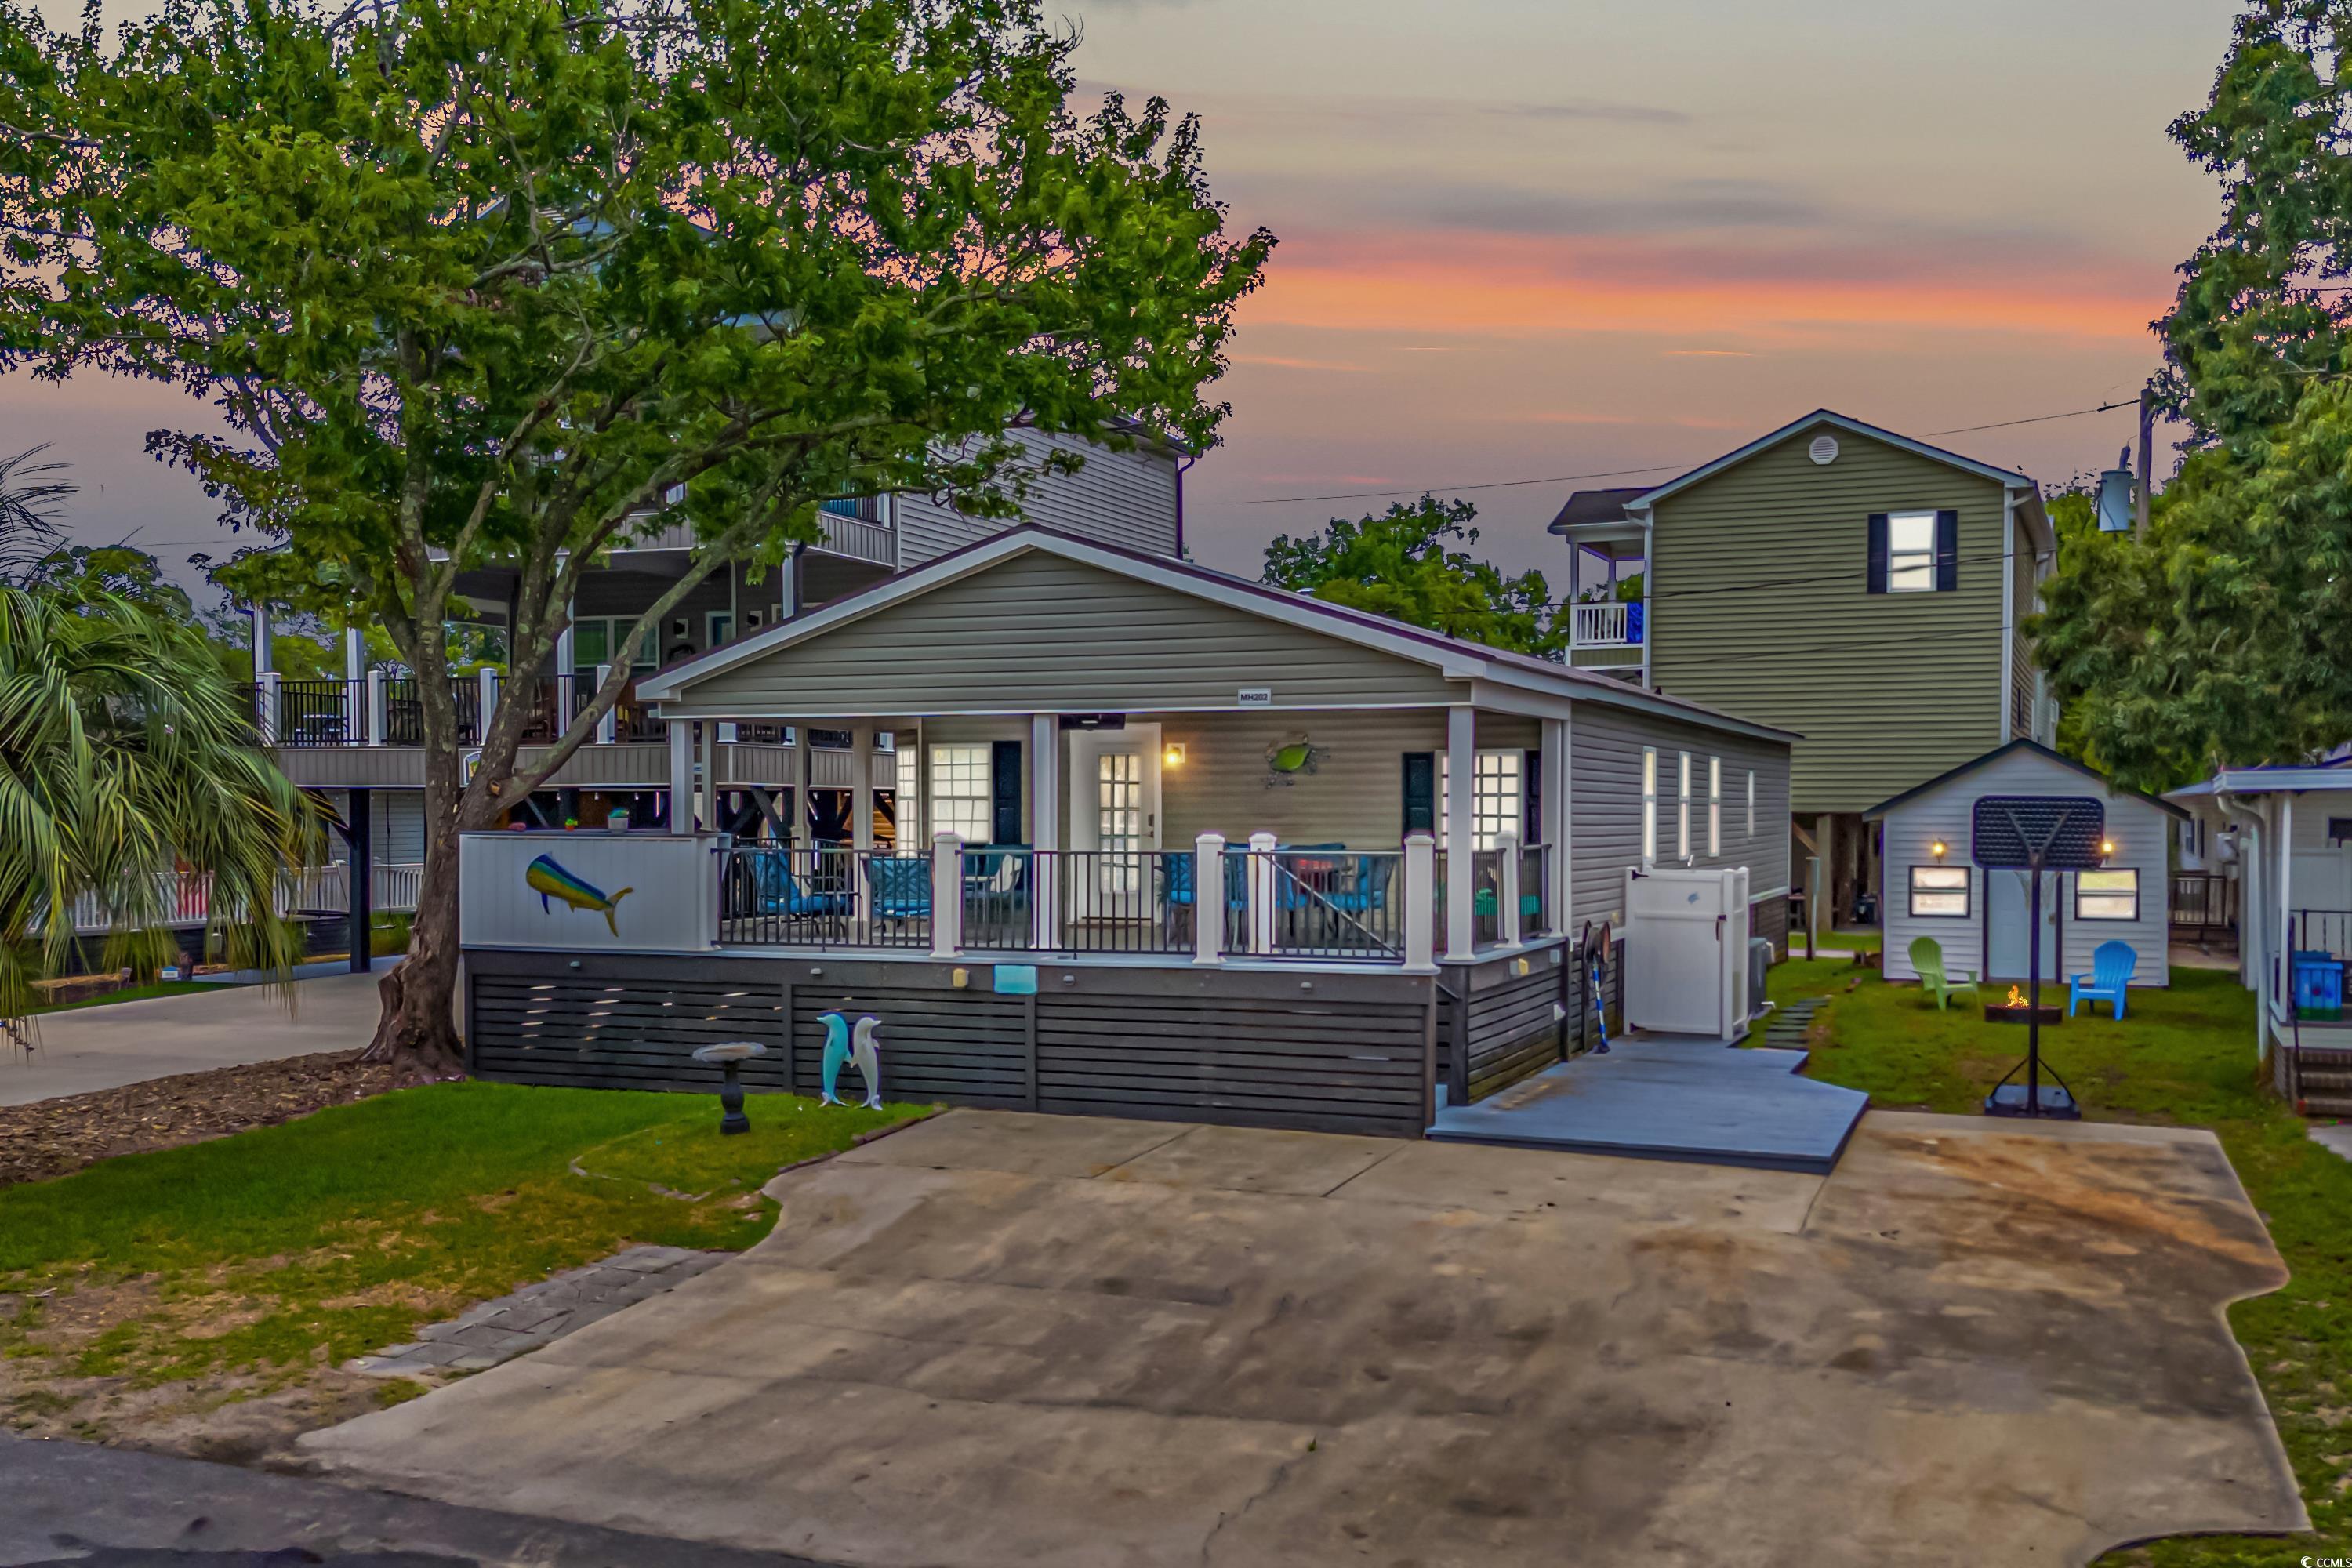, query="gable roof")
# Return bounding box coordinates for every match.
[1546,486,1652,534]
[1860,739,2188,821]
[1628,409,2053,550]
[638,526,1800,744]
